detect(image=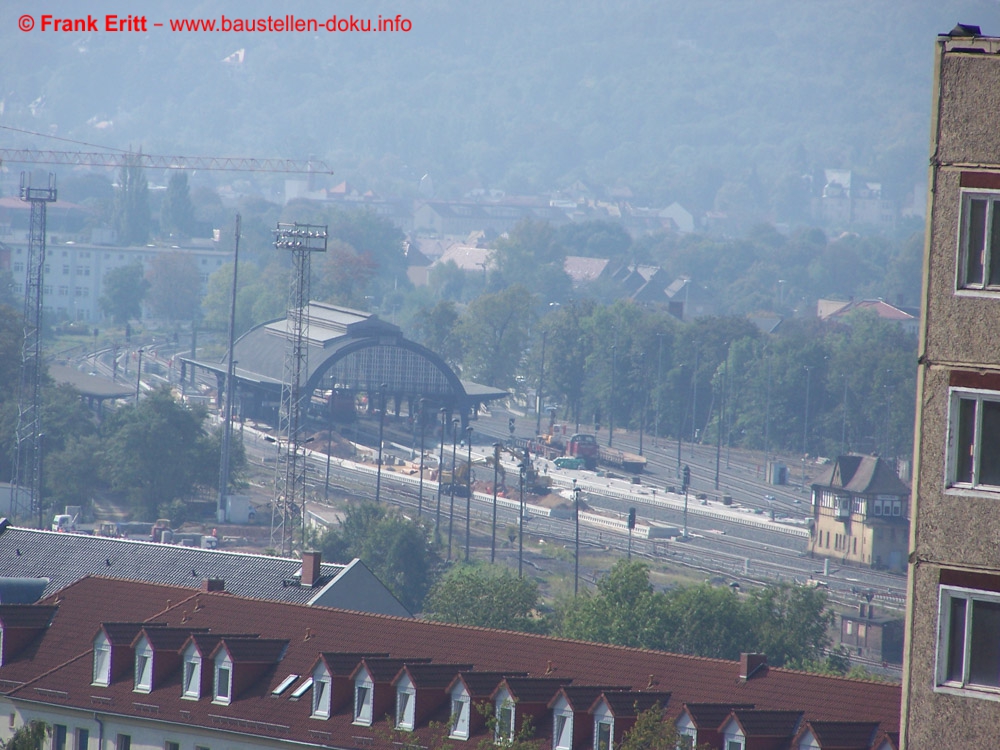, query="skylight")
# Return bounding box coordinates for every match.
[272,674,299,696]
[291,677,314,699]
